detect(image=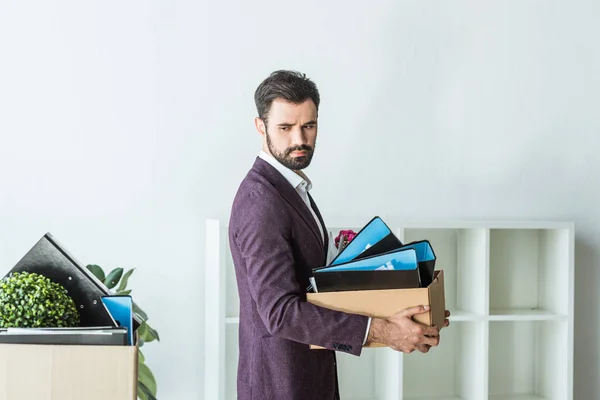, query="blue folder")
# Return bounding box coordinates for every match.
[330,217,402,266]
[315,247,418,273]
[311,248,420,292]
[101,295,134,346]
[397,240,436,286]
